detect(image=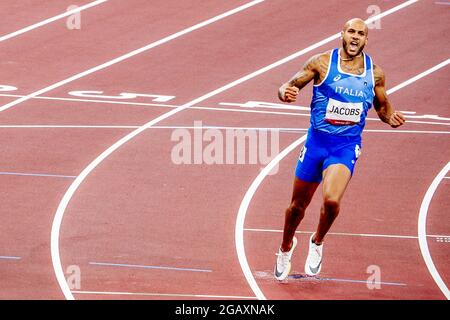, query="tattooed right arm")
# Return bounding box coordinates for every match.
[278,52,330,103]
